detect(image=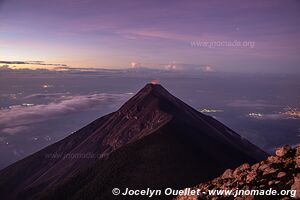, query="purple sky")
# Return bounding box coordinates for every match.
[0,0,300,72]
